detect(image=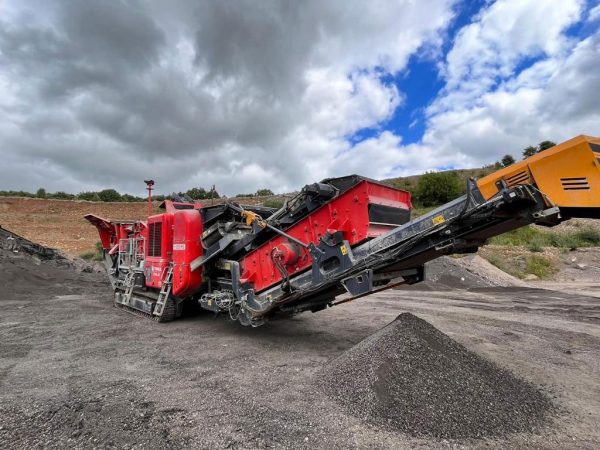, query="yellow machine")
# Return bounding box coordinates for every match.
[477,135,600,218]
